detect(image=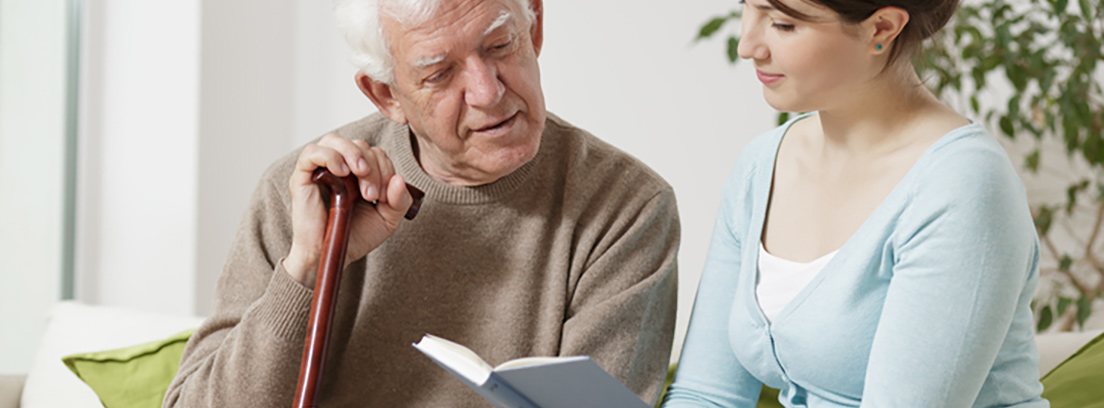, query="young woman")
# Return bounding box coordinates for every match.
[661,0,1047,406]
